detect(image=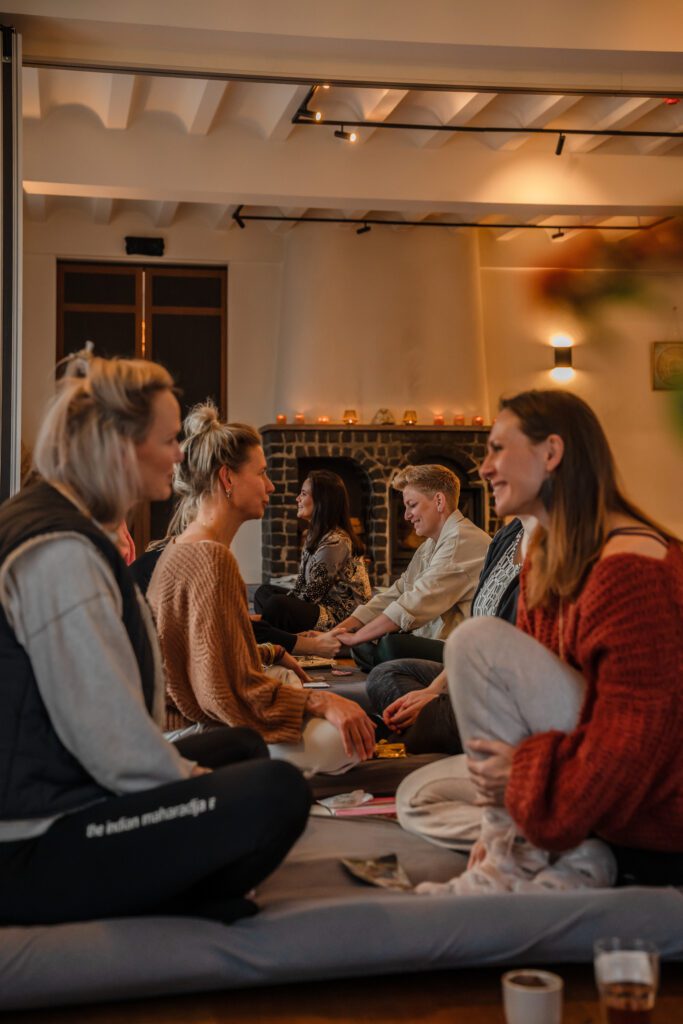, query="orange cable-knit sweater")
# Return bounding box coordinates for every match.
[508,542,683,853]
[147,540,307,743]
